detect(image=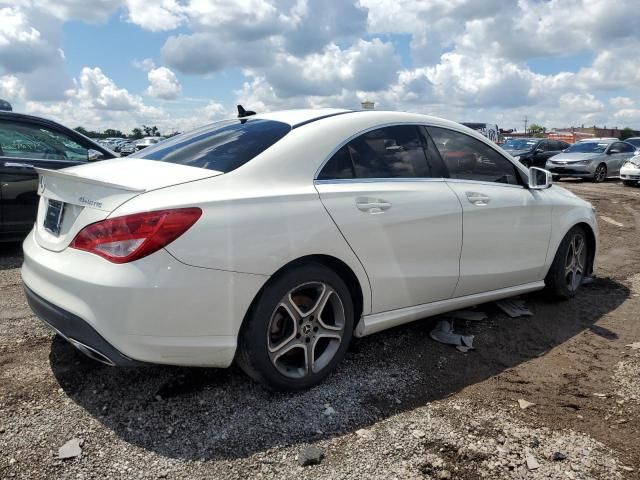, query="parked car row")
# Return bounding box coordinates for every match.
[503,137,639,183]
[93,136,167,156]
